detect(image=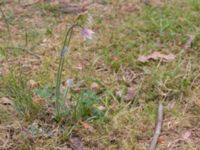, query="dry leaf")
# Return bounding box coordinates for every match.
[184,34,195,50]
[74,64,84,70]
[90,82,99,91]
[0,97,13,106]
[138,55,148,62]
[70,137,84,150]
[124,87,136,102]
[195,101,200,107]
[121,3,139,12]
[158,136,165,144]
[80,121,95,133]
[138,51,176,62]
[121,67,137,83]
[58,1,88,14]
[27,79,39,89]
[20,0,40,7]
[98,105,106,111]
[115,90,123,98]
[50,0,59,6]
[182,131,191,140]
[32,95,44,106]
[149,52,175,61]
[167,121,178,130]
